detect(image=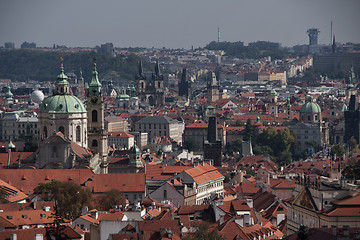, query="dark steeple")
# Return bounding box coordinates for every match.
[332,35,336,53]
[139,60,143,76]
[155,60,160,76]
[207,116,218,143]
